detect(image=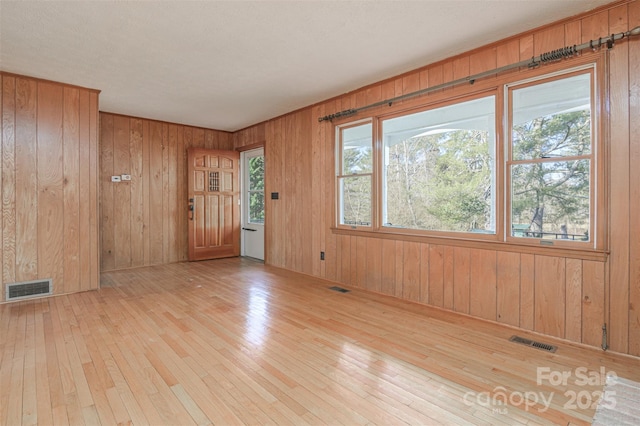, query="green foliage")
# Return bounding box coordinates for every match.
[385,129,493,232]
[249,156,265,223]
[511,110,590,237]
